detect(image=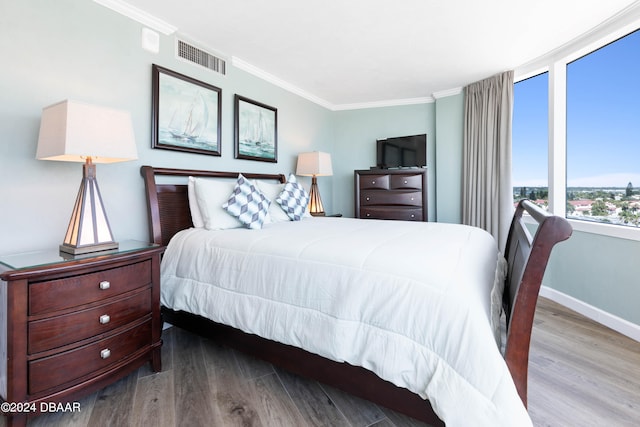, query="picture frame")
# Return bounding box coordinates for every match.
[234,94,277,162]
[152,64,222,156]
